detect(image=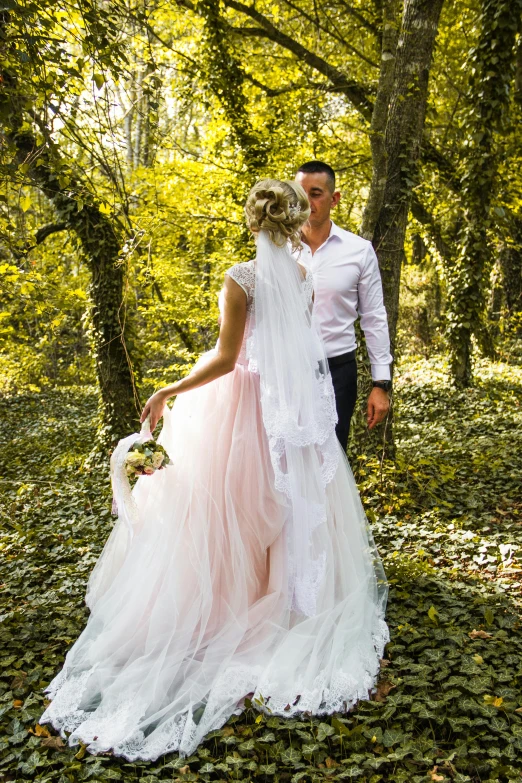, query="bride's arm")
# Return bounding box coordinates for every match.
[140,276,247,429]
